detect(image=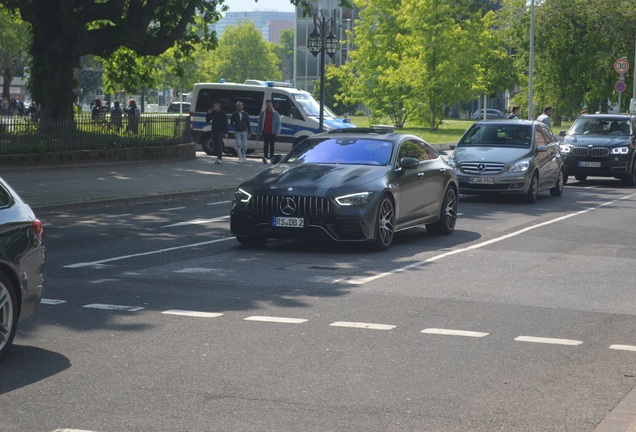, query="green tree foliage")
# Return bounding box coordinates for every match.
[501,0,636,121]
[313,64,359,116]
[0,0,327,123]
[343,0,512,129]
[274,28,295,82]
[210,21,282,83]
[0,5,29,101]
